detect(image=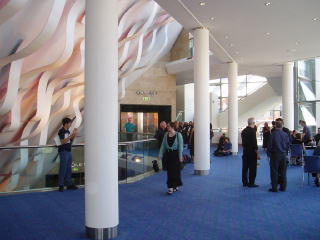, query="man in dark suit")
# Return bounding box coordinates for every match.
[267,121,290,192]
[241,117,260,187]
